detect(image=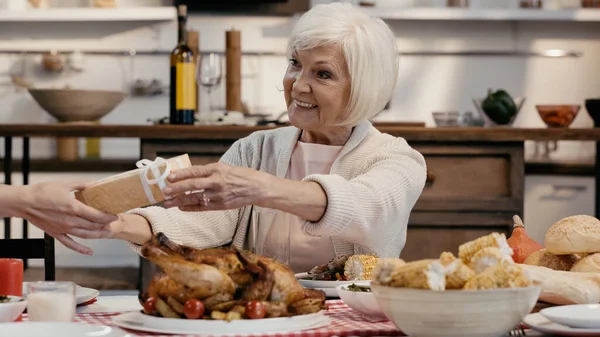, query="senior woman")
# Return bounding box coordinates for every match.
[106,2,427,273]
